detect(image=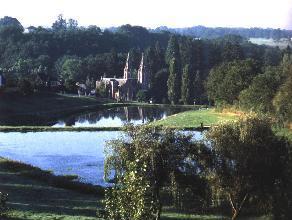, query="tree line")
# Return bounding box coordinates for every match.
[0,16,287,97]
[0,15,291,125]
[153,25,292,40]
